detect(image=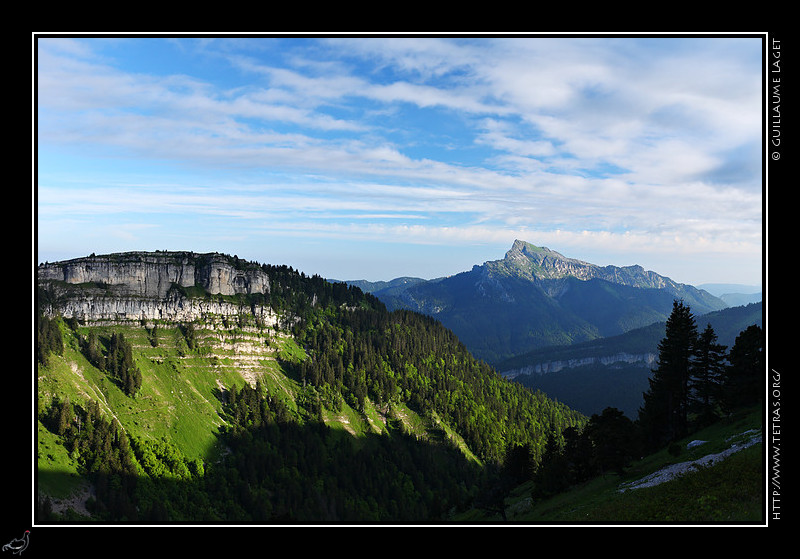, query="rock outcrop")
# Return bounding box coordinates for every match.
[37,251,276,325]
[38,251,270,298]
[500,351,657,378]
[492,240,691,291]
